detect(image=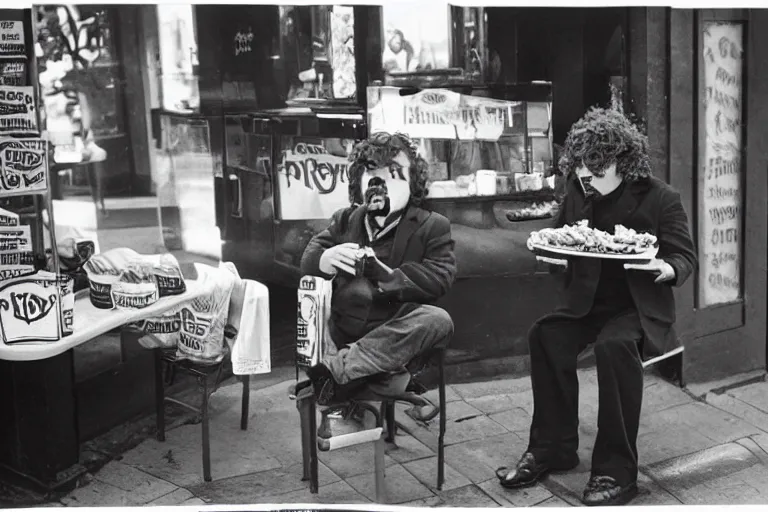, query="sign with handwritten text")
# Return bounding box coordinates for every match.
[0,60,25,86]
[277,142,351,220]
[0,278,63,344]
[0,21,25,58]
[698,22,743,306]
[0,137,48,196]
[0,86,38,135]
